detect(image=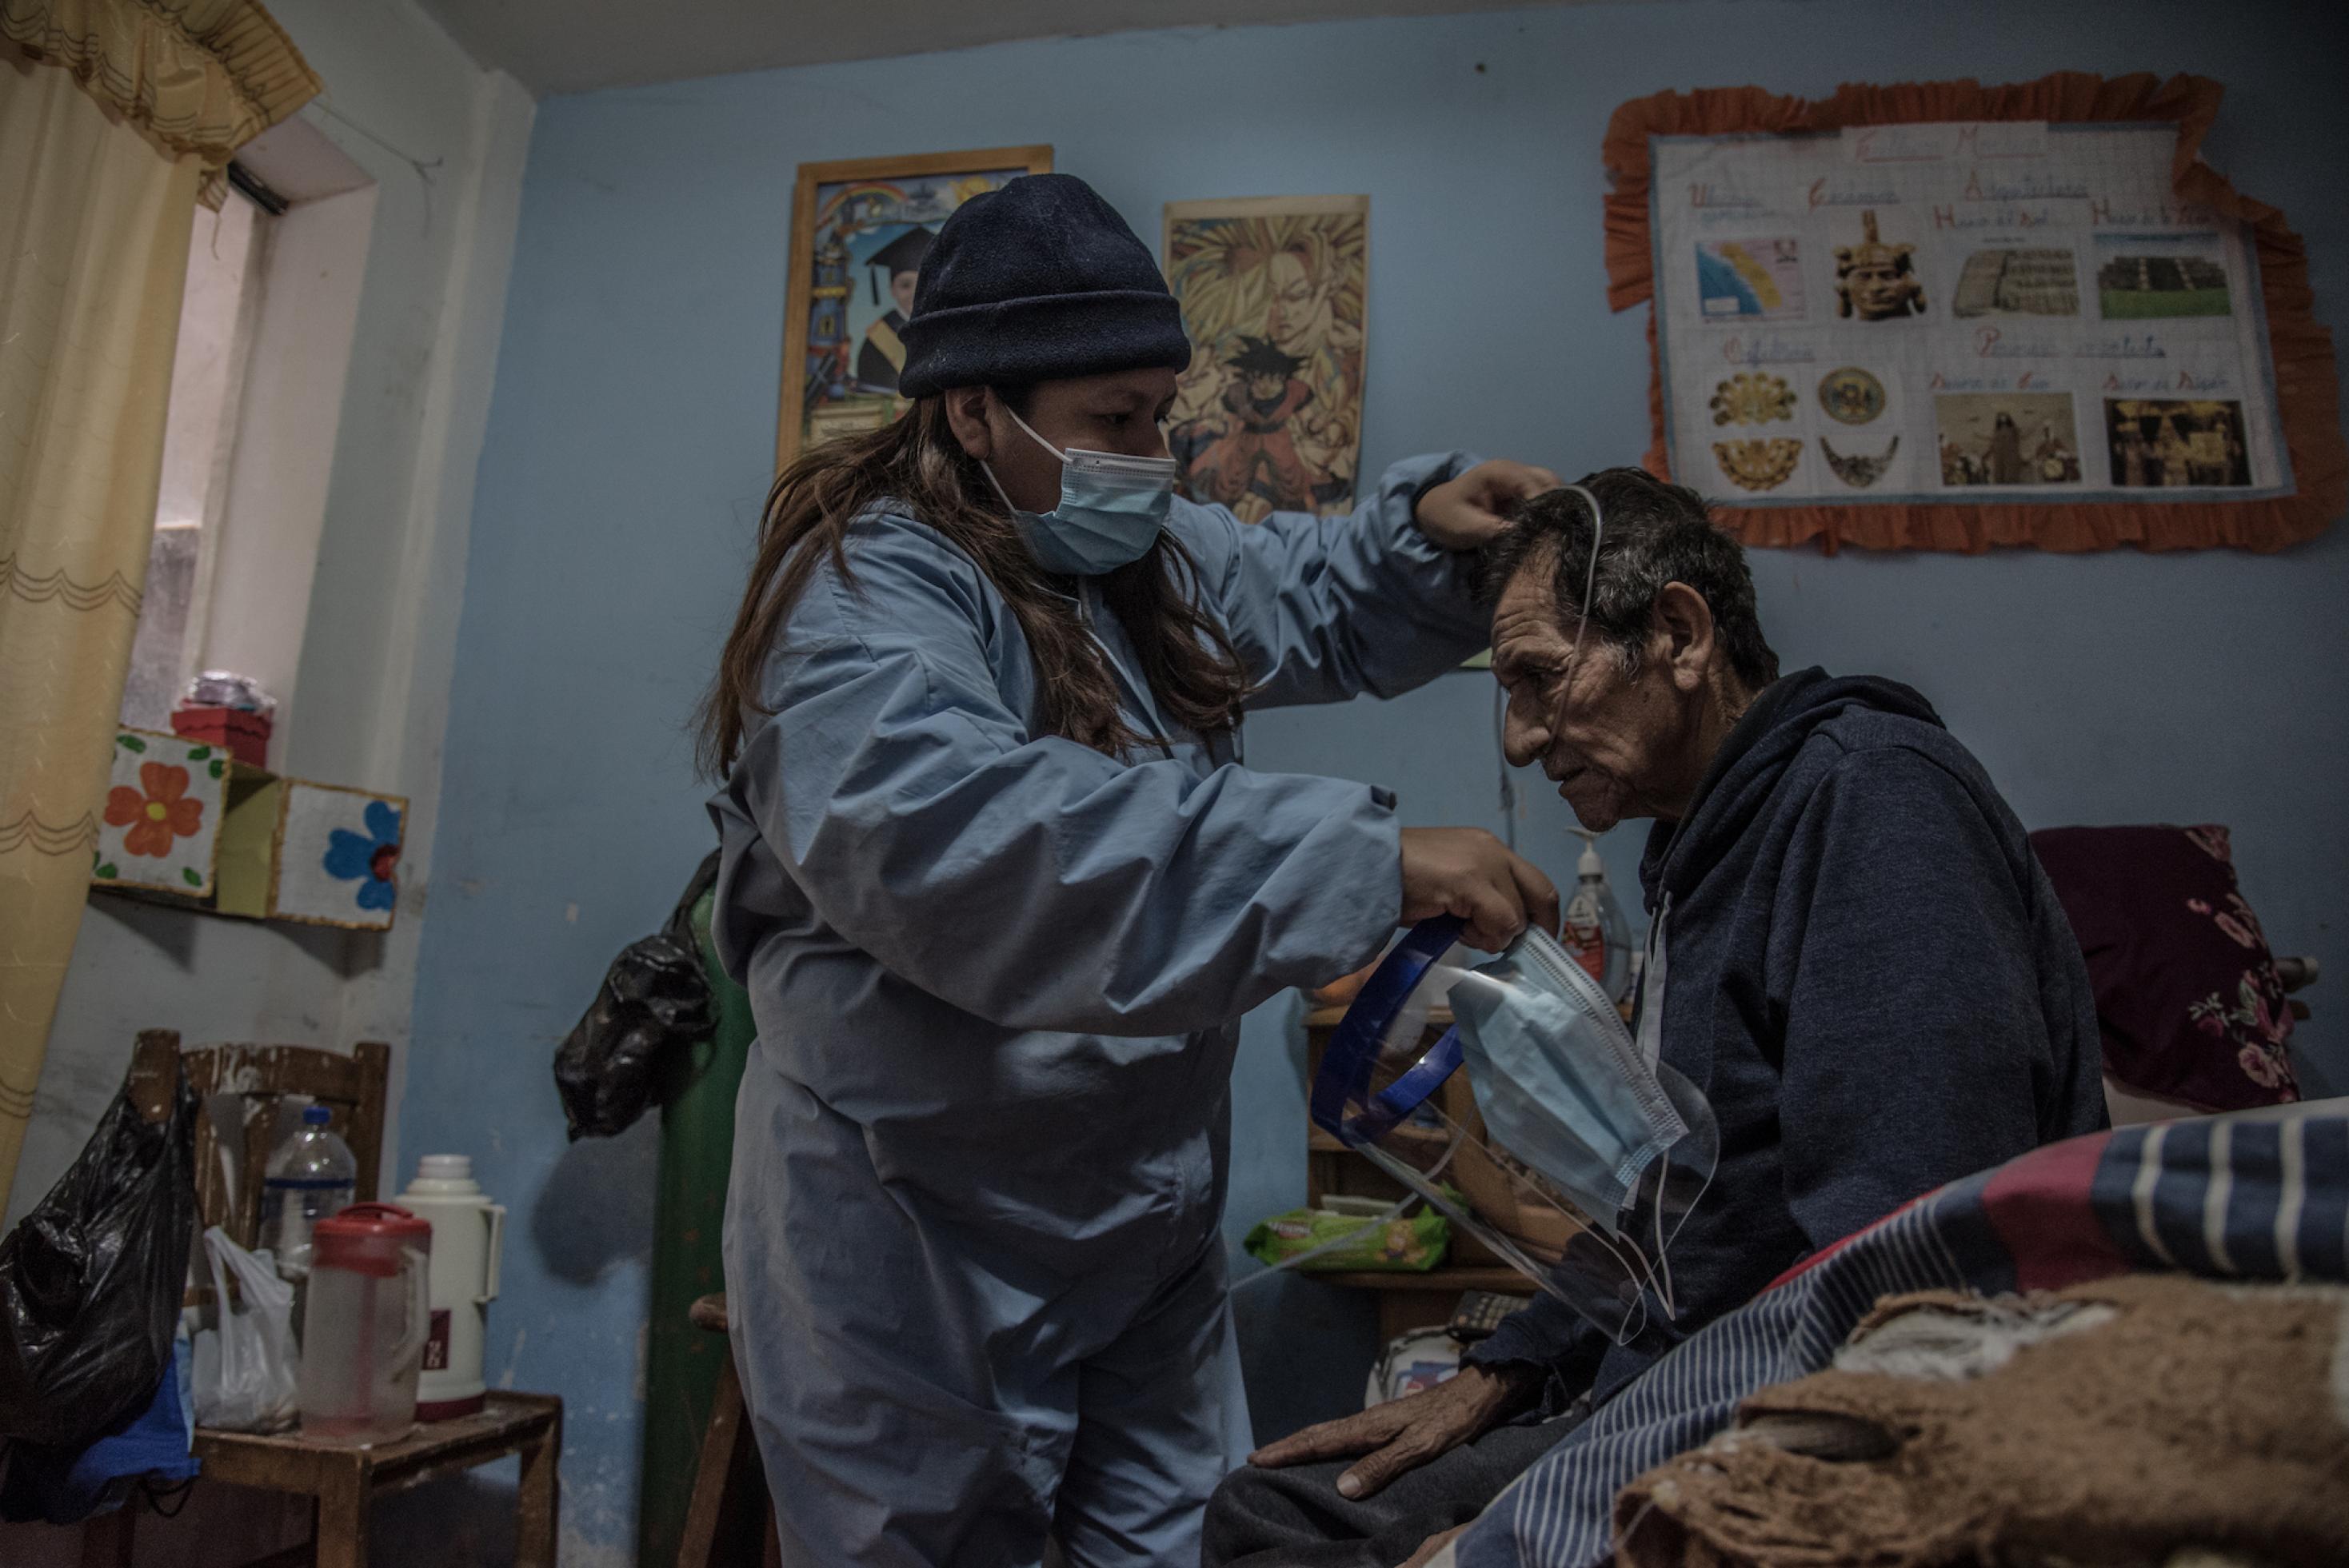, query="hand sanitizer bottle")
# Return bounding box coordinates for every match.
[1561,830,1632,1004]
